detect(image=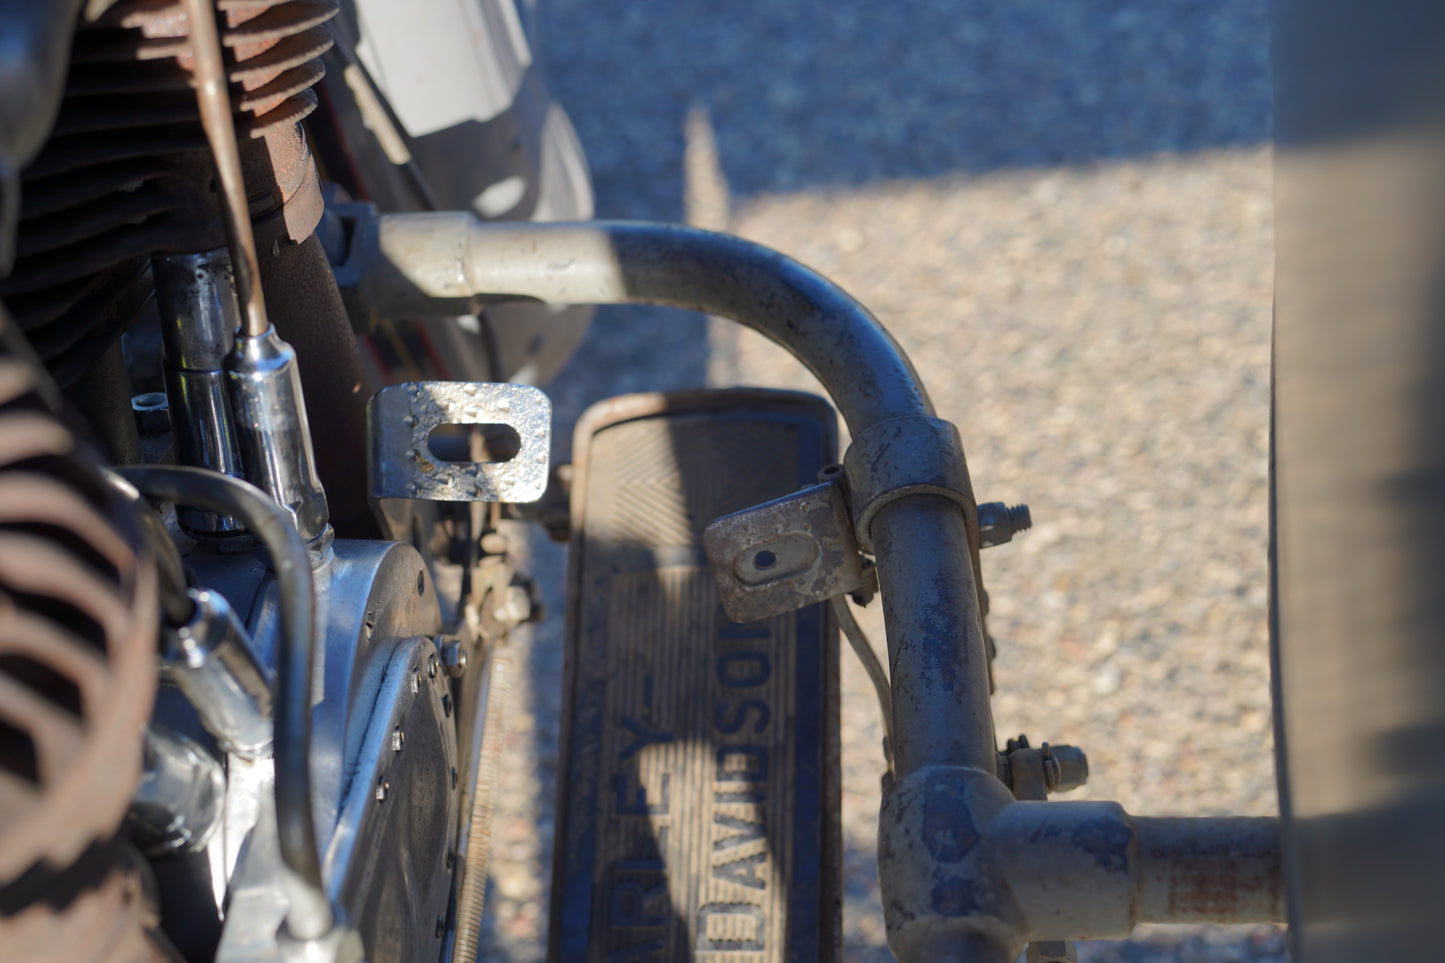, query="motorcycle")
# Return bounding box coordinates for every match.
[0,1,1440,961]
